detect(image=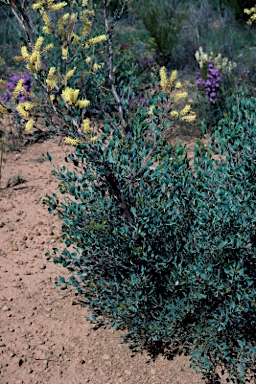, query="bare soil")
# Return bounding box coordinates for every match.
[0,136,212,384]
